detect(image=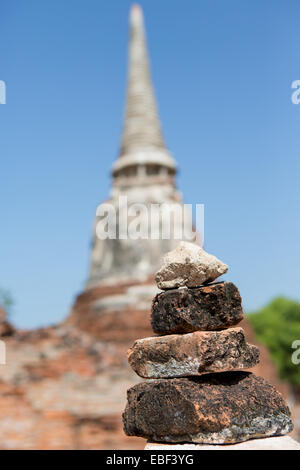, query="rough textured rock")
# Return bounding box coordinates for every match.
[123,372,293,444]
[128,328,259,378]
[155,242,228,290]
[152,281,243,334]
